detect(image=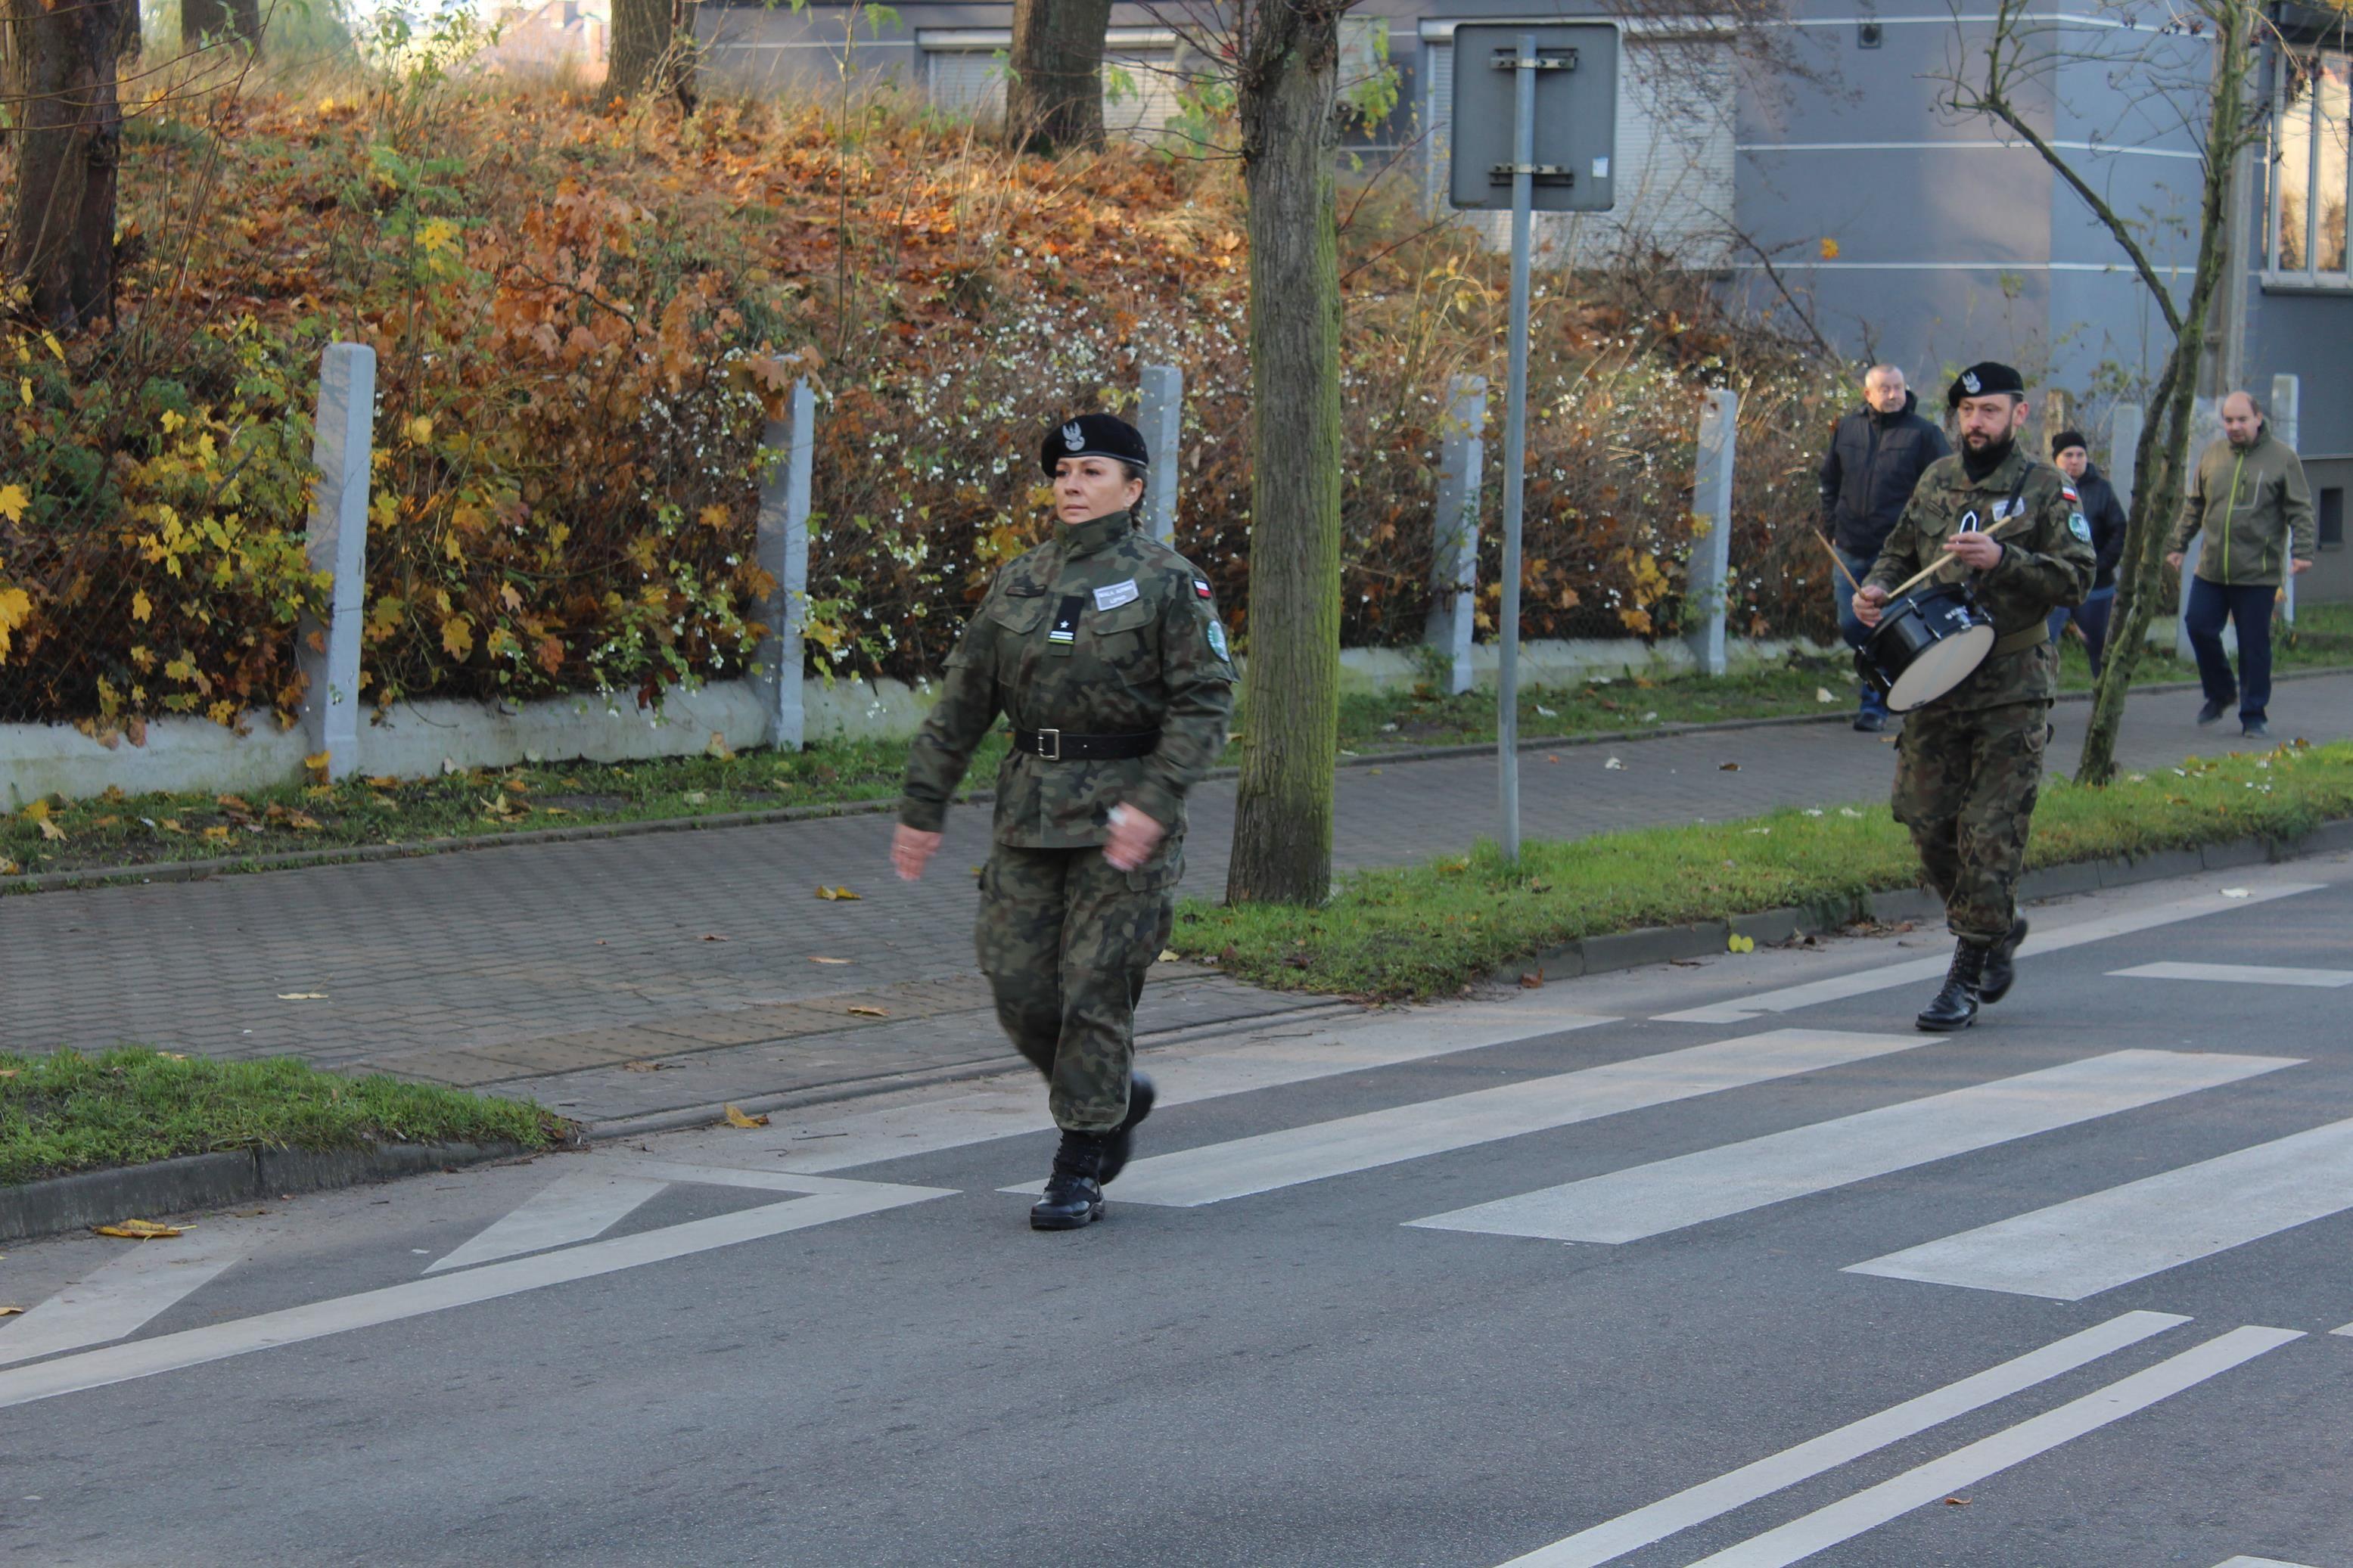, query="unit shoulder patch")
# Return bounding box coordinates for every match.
[1205,619,1230,661]
[2069,512,2093,542]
